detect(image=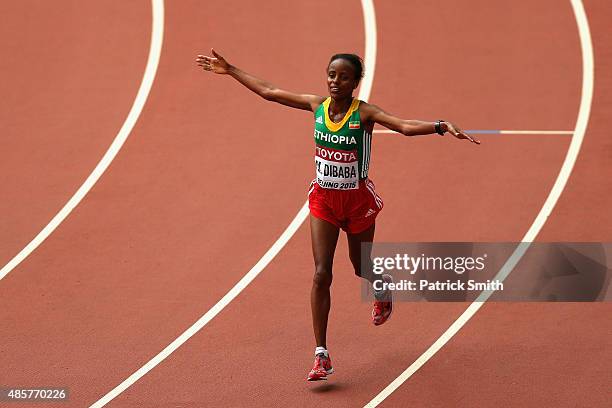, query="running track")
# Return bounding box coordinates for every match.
[1,0,610,407]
